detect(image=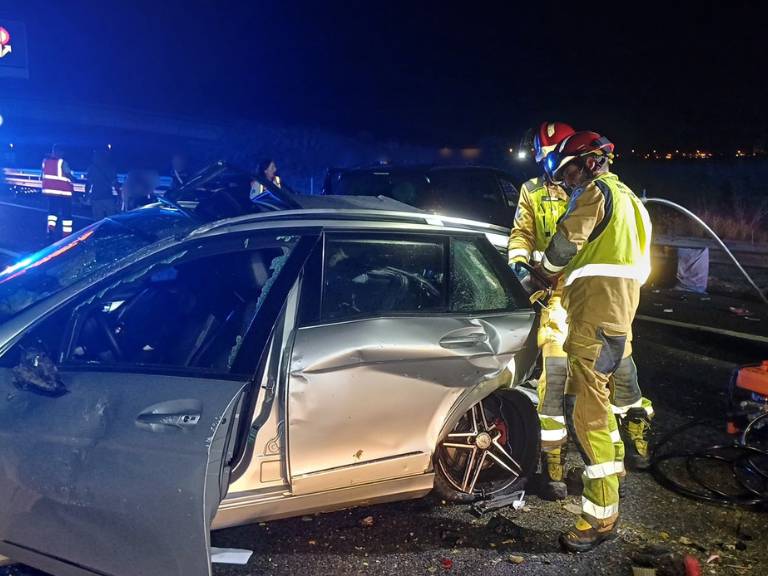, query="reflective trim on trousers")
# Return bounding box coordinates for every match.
[541,428,568,442]
[582,497,619,520]
[612,398,654,417]
[610,429,622,443]
[584,461,625,479]
[540,414,566,424]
